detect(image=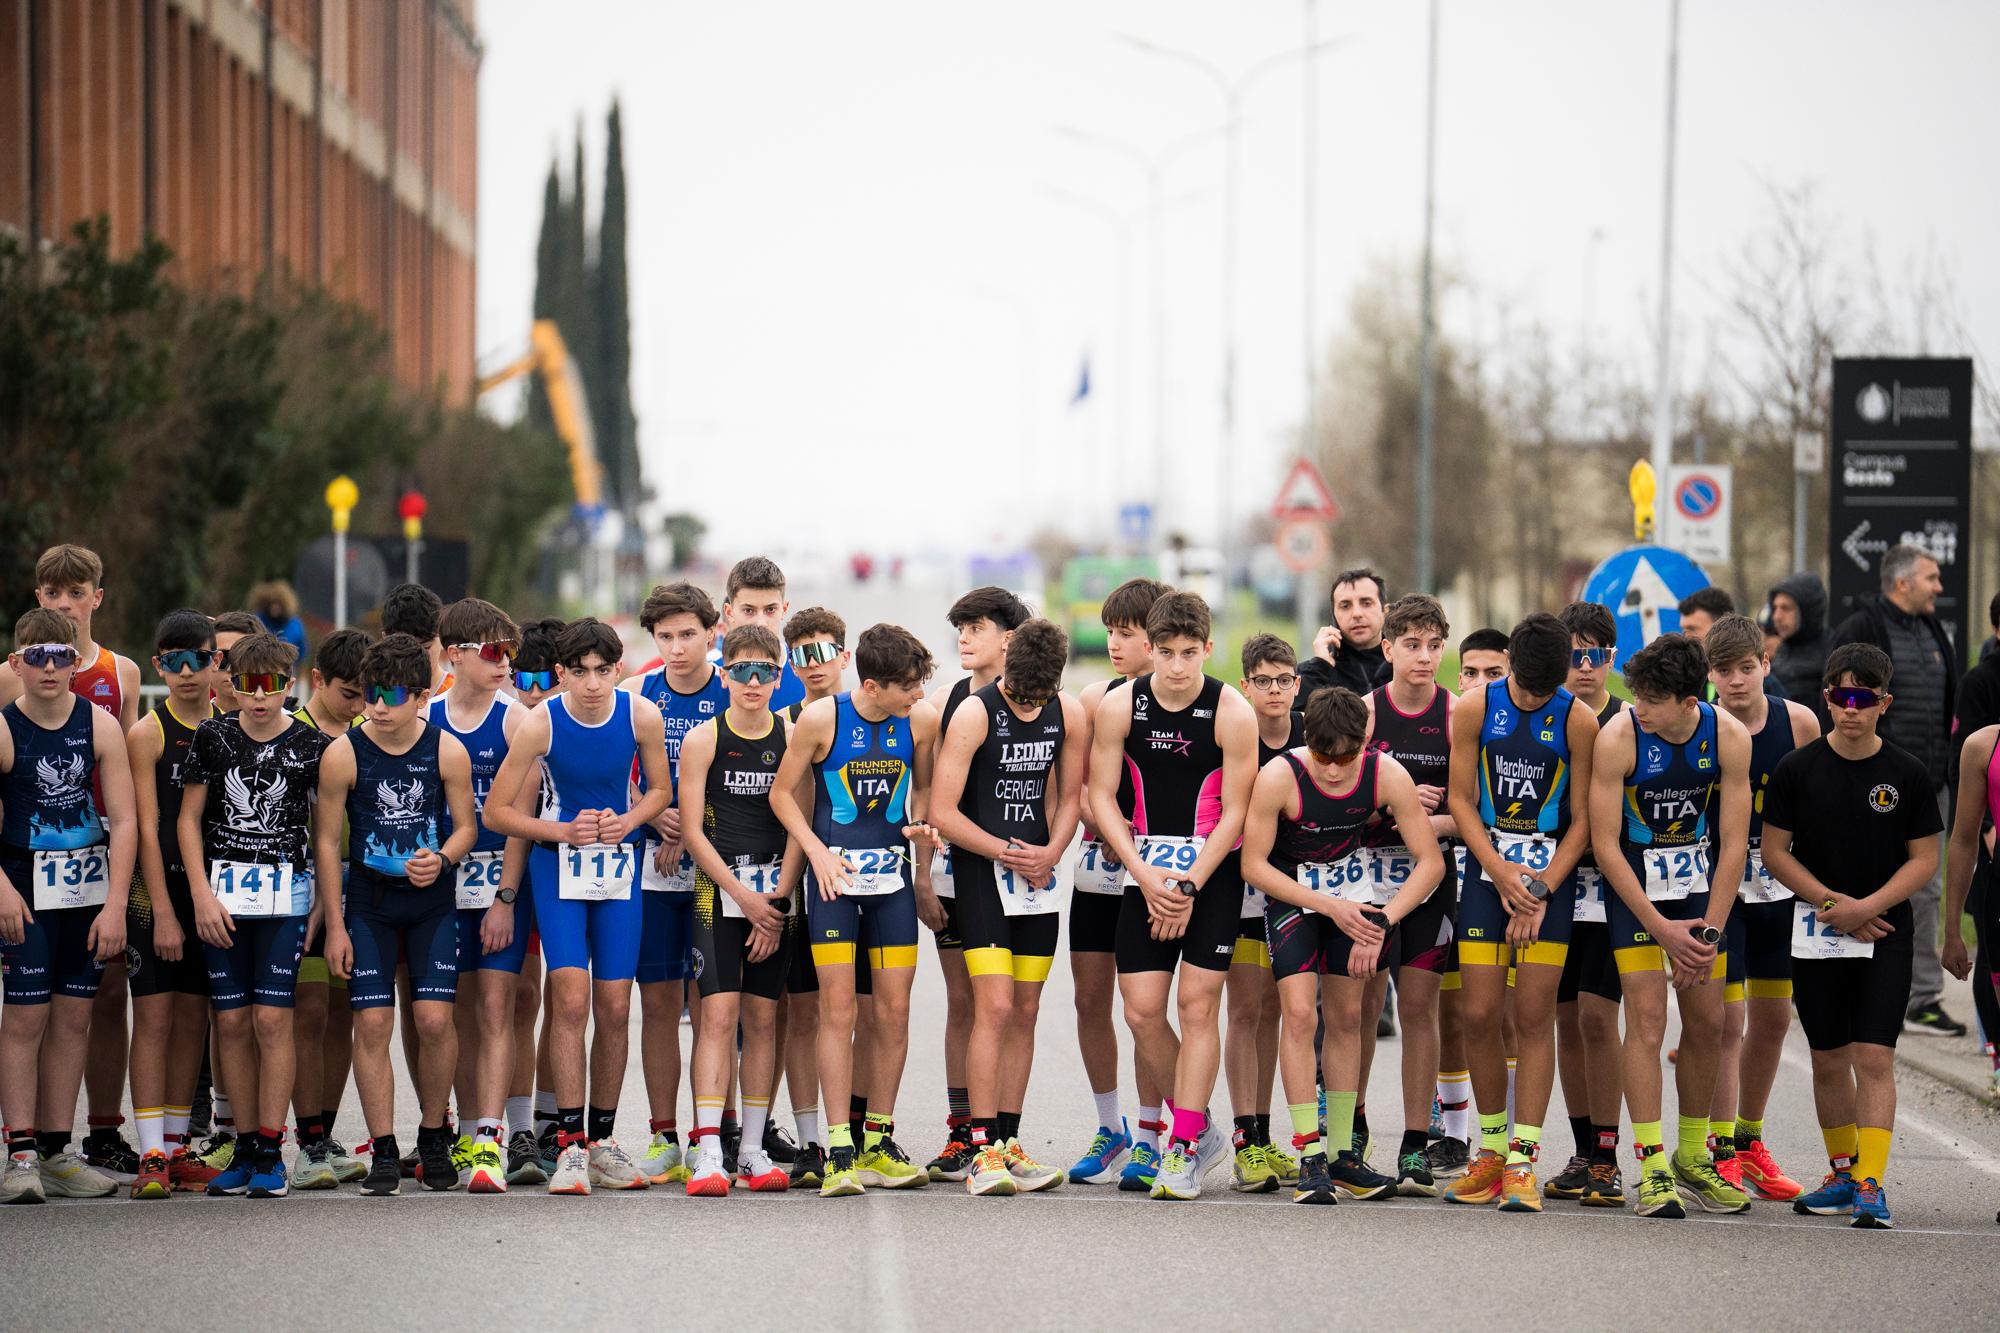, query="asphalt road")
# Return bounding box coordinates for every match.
[13,572,2000,1330]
